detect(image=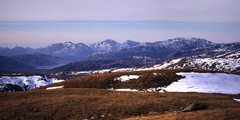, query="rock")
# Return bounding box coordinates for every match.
[181,103,207,112]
